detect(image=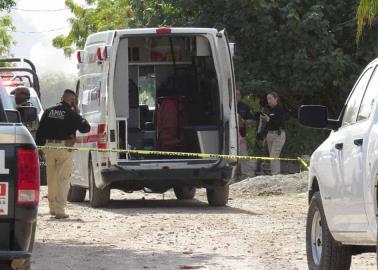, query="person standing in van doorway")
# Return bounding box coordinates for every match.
[14,86,39,138]
[236,89,257,178]
[36,89,90,219]
[260,92,286,175]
